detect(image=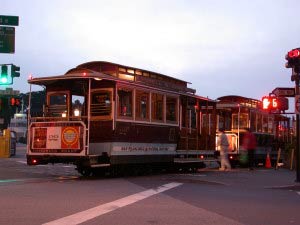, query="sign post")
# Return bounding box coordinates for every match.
[294,70,300,182]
